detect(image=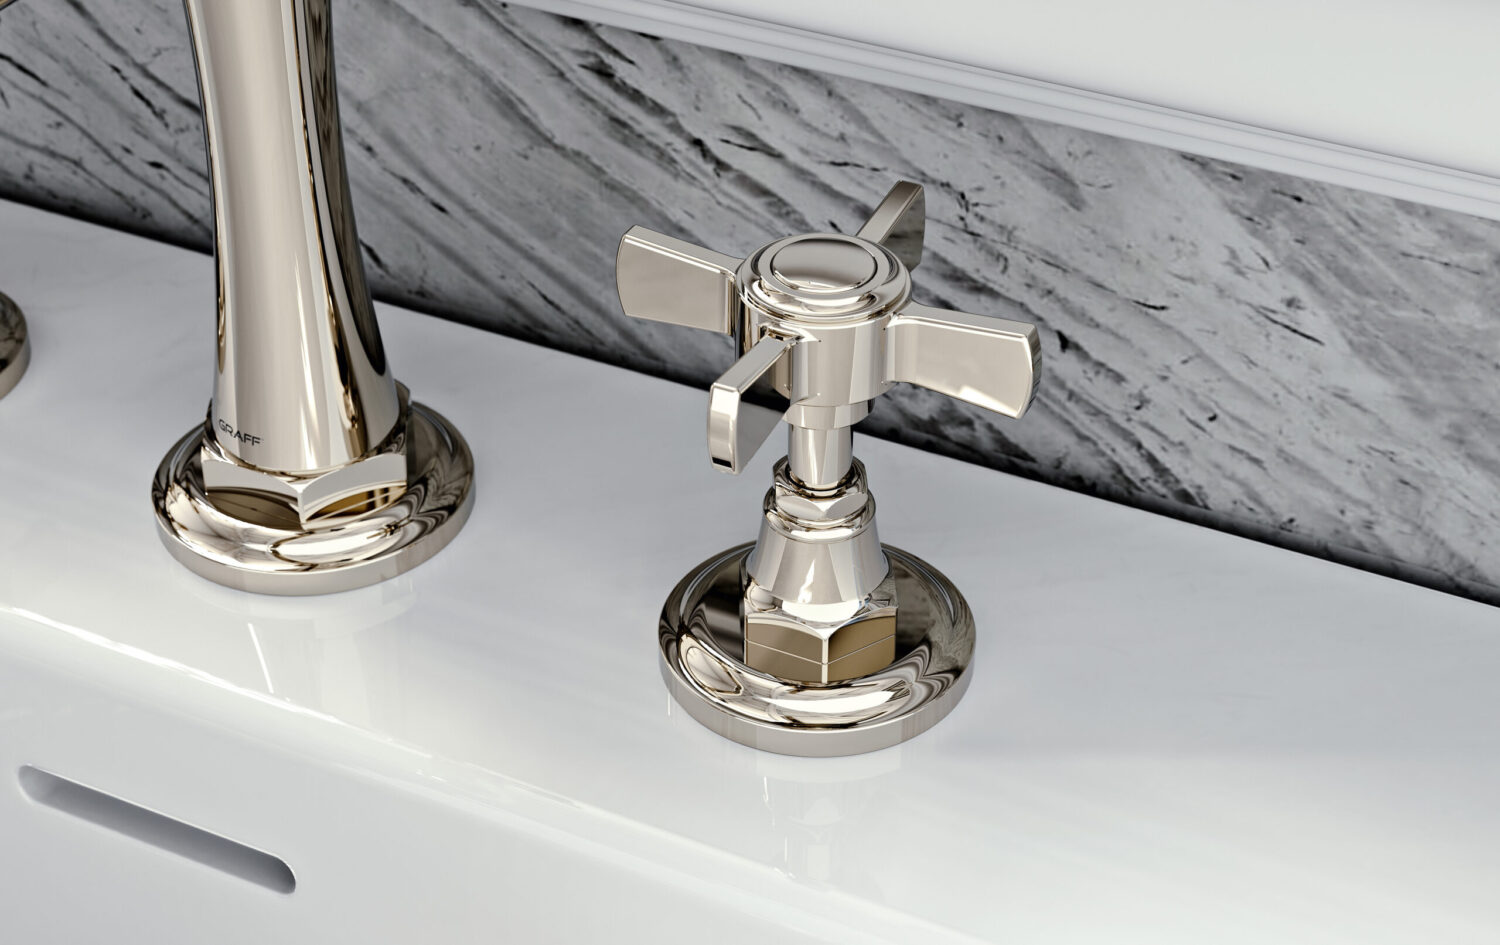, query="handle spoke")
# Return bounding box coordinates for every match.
[708,335,794,473]
[616,180,1040,479]
[886,302,1040,418]
[616,227,741,334]
[855,181,925,271]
